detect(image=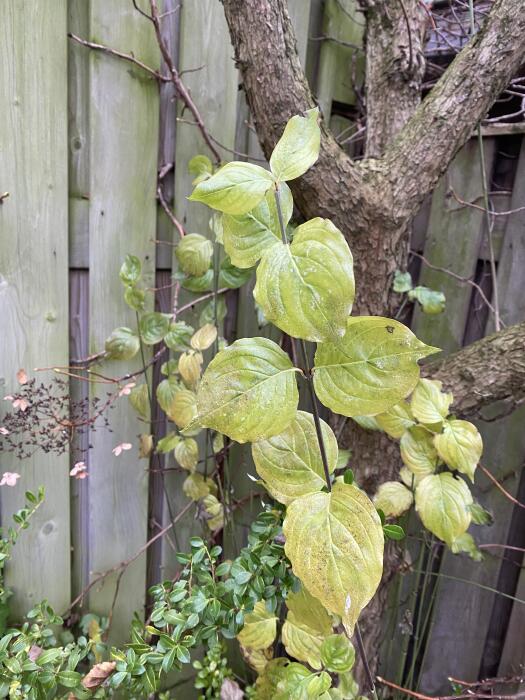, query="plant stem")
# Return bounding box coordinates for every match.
[356,622,379,700]
[274,187,288,245]
[298,340,332,492]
